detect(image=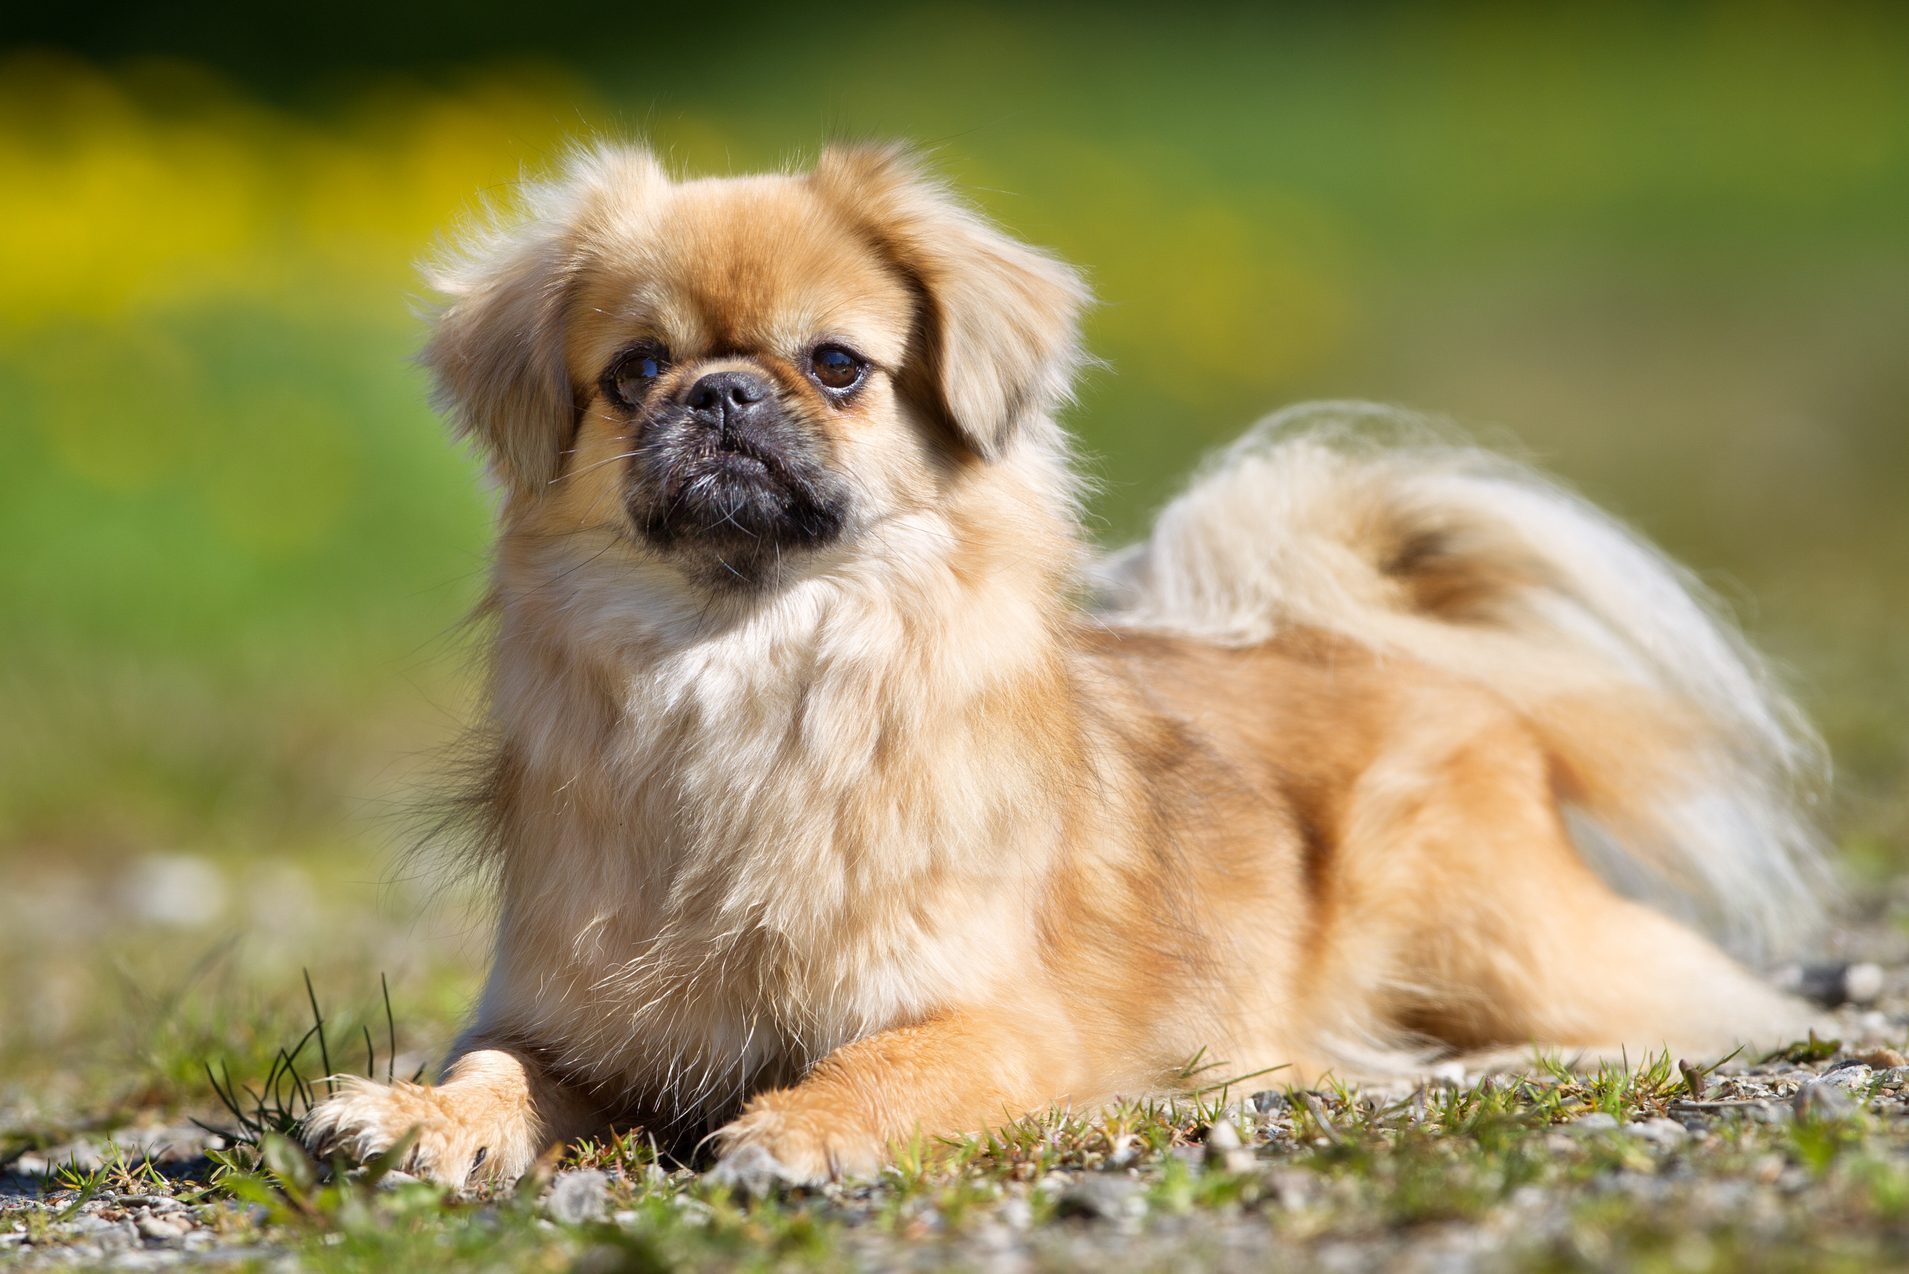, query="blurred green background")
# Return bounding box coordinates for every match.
[3,3,1906,1114]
